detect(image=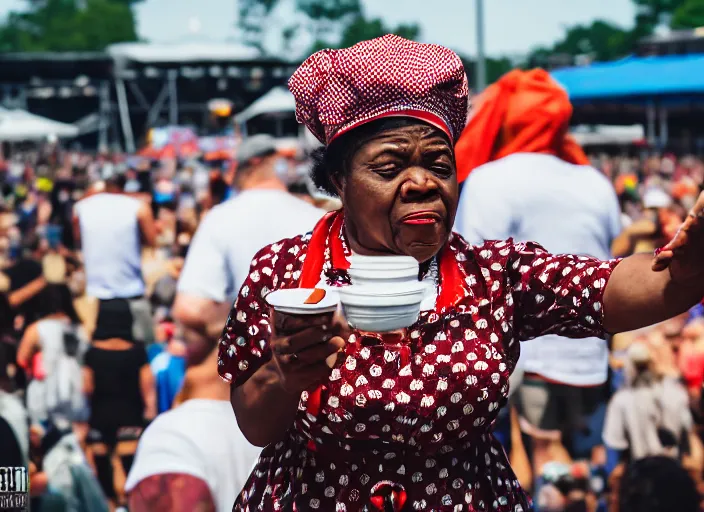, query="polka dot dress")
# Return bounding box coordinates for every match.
[218,229,619,511]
